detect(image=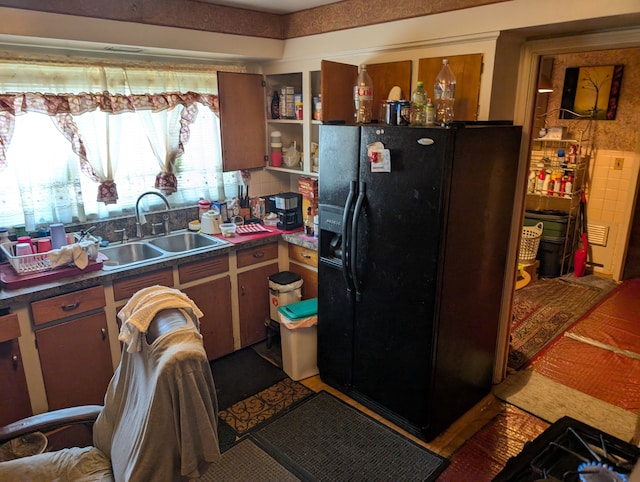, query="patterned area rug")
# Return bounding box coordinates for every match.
[219,378,314,436]
[508,275,616,370]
